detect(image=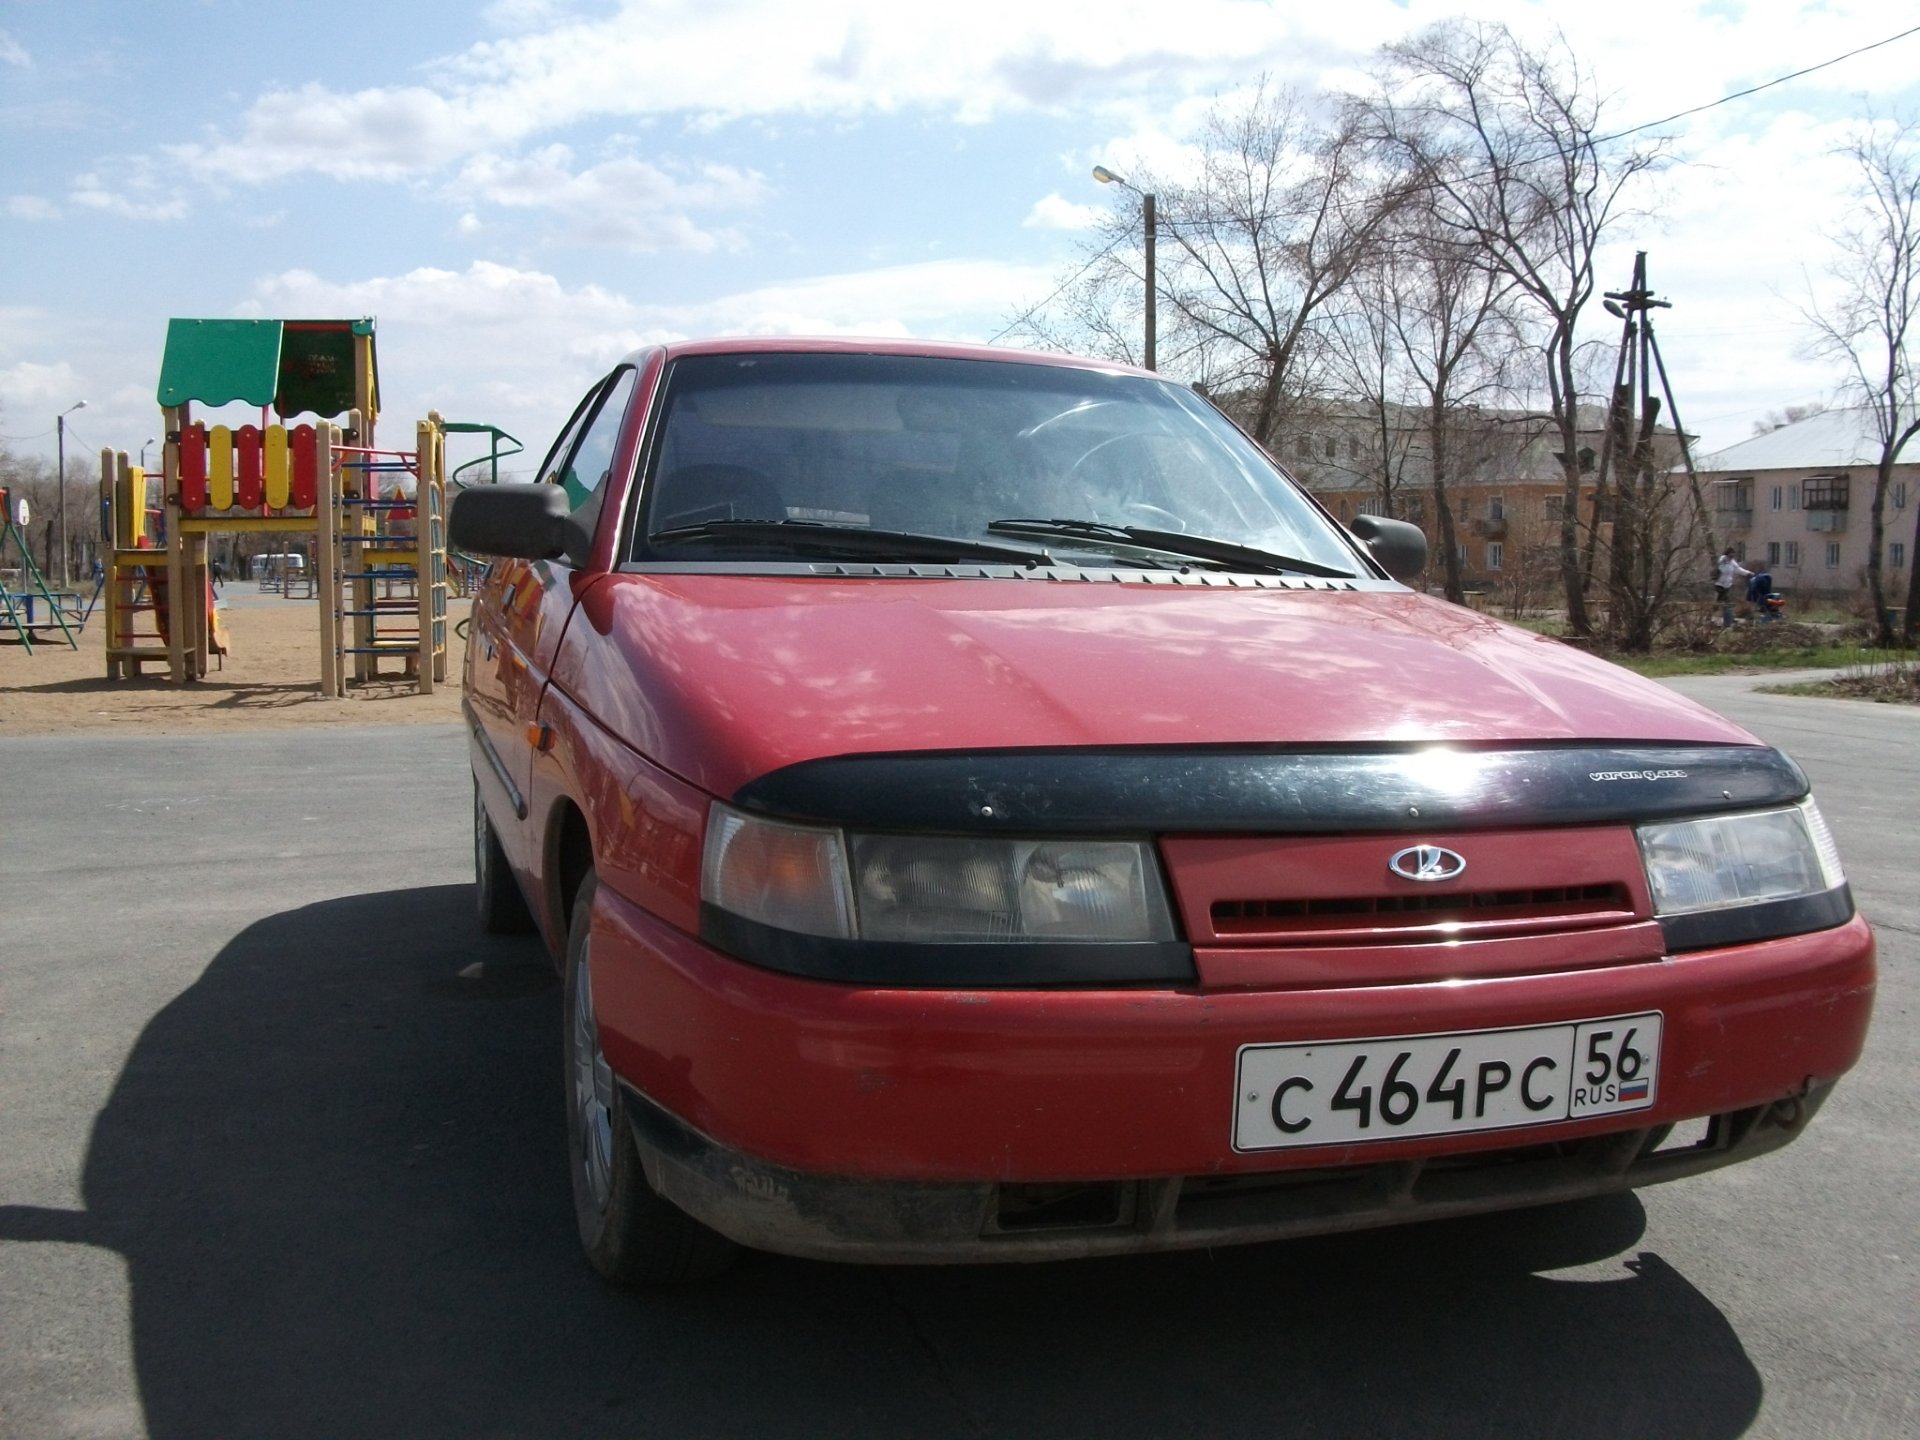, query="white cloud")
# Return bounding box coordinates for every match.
[482,0,576,34]
[0,30,29,68]
[165,84,495,184]
[68,173,188,221]
[7,195,58,221]
[449,146,767,251]
[0,360,85,428]
[1023,193,1106,231]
